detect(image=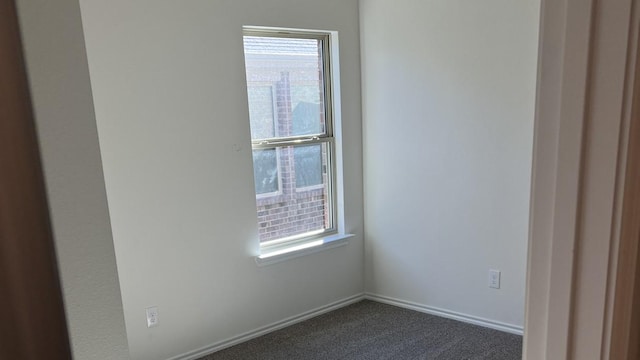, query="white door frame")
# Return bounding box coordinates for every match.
[524,0,638,358]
